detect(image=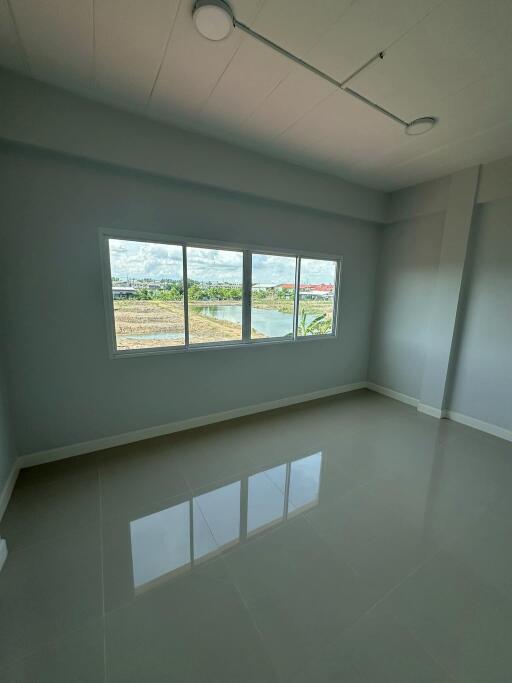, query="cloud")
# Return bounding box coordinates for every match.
[109,239,337,285]
[109,239,183,279]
